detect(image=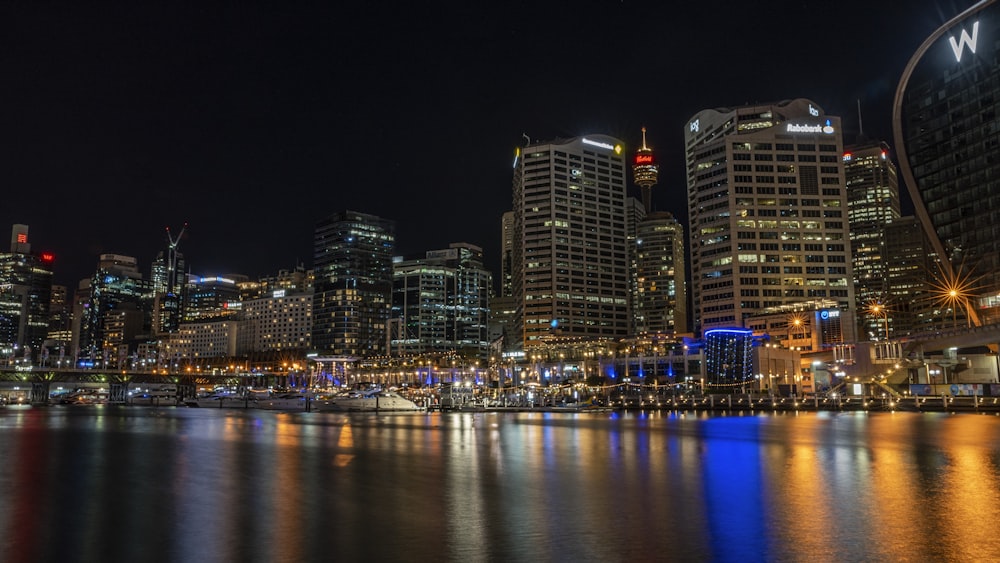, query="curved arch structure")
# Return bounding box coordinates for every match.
[892,0,997,326]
